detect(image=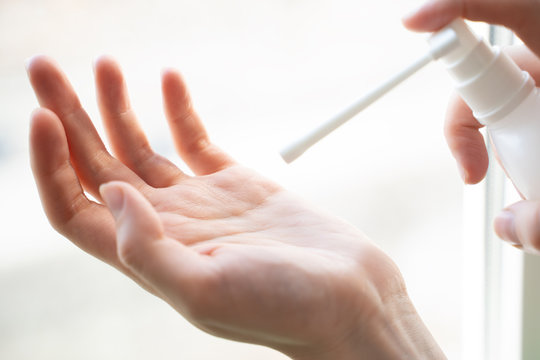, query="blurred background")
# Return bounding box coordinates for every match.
[1,0,465,358]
